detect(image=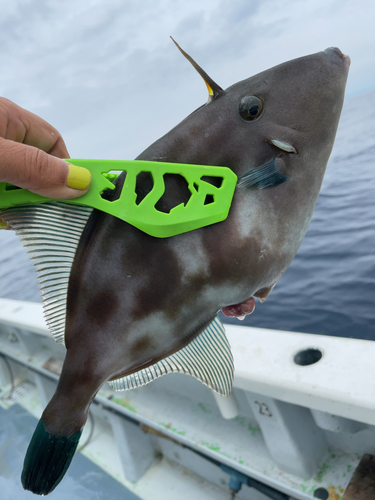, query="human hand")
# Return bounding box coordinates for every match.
[0,98,91,228]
